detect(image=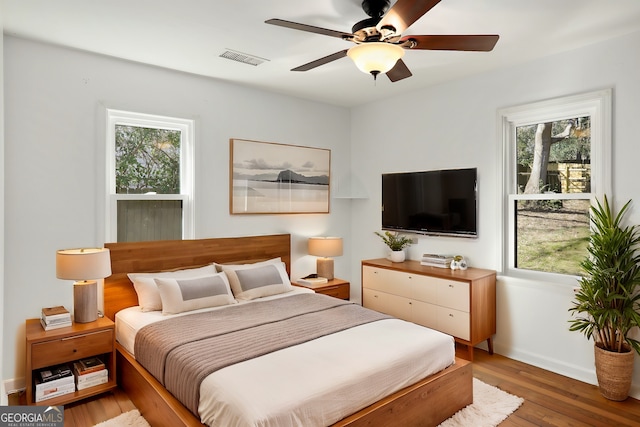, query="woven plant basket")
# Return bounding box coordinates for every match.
[594,344,635,401]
